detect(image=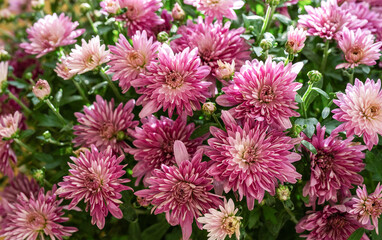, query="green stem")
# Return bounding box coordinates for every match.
[320,41,330,73]
[212,114,224,129]
[14,138,34,153]
[283,202,298,224]
[301,84,313,118]
[348,68,355,84]
[7,90,32,115]
[86,12,98,34]
[44,99,67,124]
[284,54,290,66]
[100,68,124,102]
[257,5,275,45]
[72,78,90,103]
